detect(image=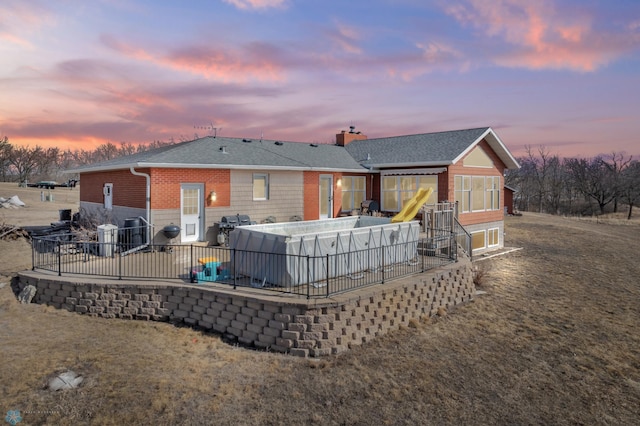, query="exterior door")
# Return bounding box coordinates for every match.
[180,183,204,242]
[103,183,113,210]
[319,175,333,219]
